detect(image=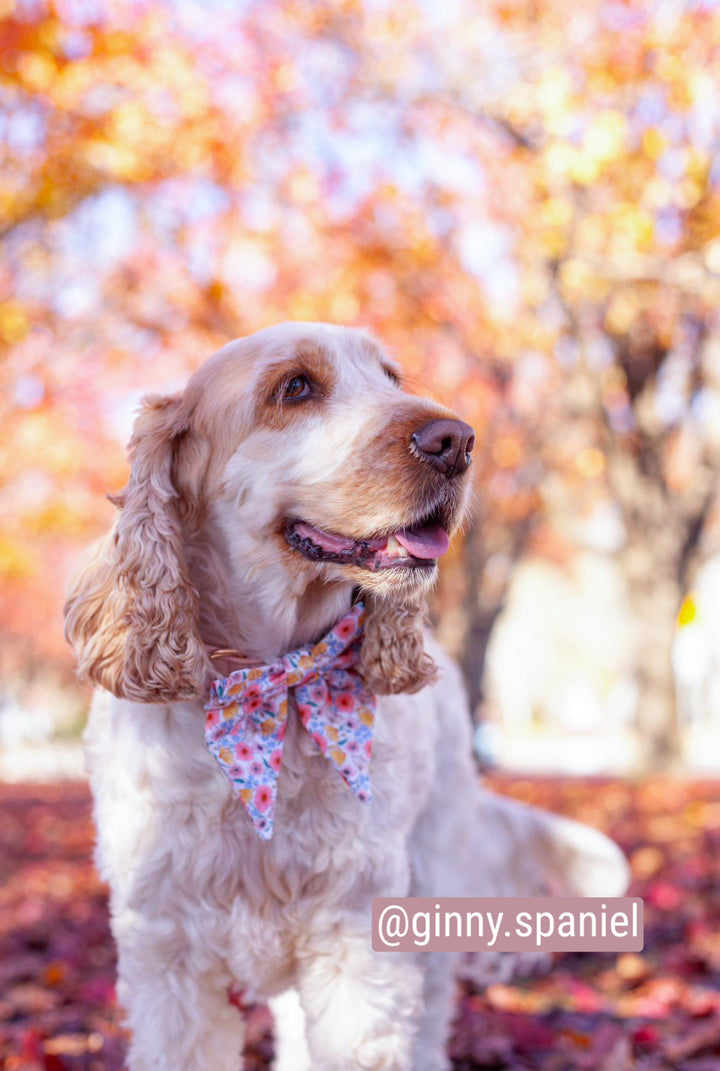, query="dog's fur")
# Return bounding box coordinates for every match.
[65,323,628,1071]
